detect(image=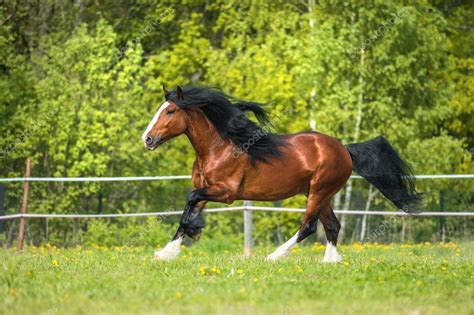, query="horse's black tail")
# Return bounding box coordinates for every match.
[346,136,422,212]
